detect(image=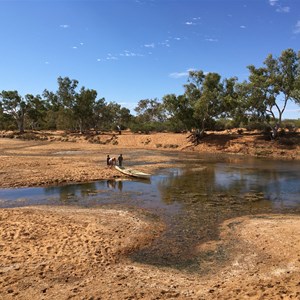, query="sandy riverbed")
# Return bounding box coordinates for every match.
[0,131,299,299]
[1,207,299,299]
